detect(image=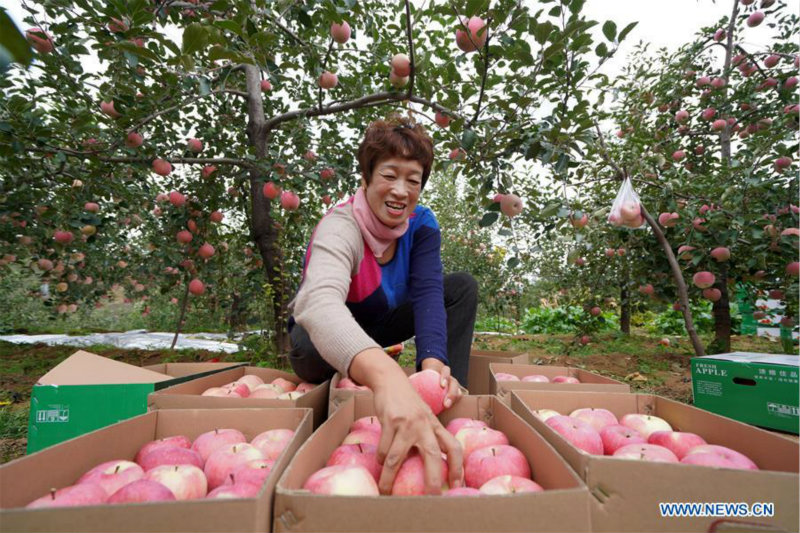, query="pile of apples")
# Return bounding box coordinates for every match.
[24,427,295,508]
[495,373,580,384]
[201,374,316,400]
[533,408,759,470]
[303,415,543,496]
